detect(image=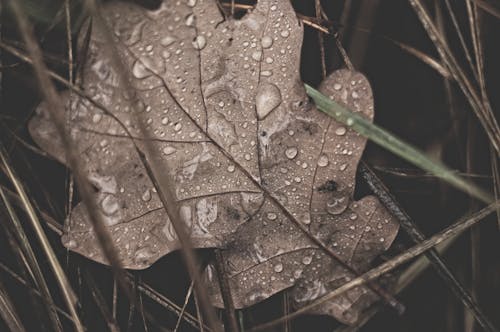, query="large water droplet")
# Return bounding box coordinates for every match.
[174,123,182,132]
[267,212,277,220]
[317,154,329,167]
[185,14,195,27]
[160,36,176,47]
[335,127,347,136]
[274,263,284,273]
[251,51,262,61]
[92,113,102,123]
[261,36,273,48]
[255,83,282,120]
[192,35,206,50]
[101,195,120,216]
[285,147,298,159]
[326,196,348,215]
[132,60,151,79]
[302,256,312,265]
[141,189,152,202]
[163,146,176,155]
